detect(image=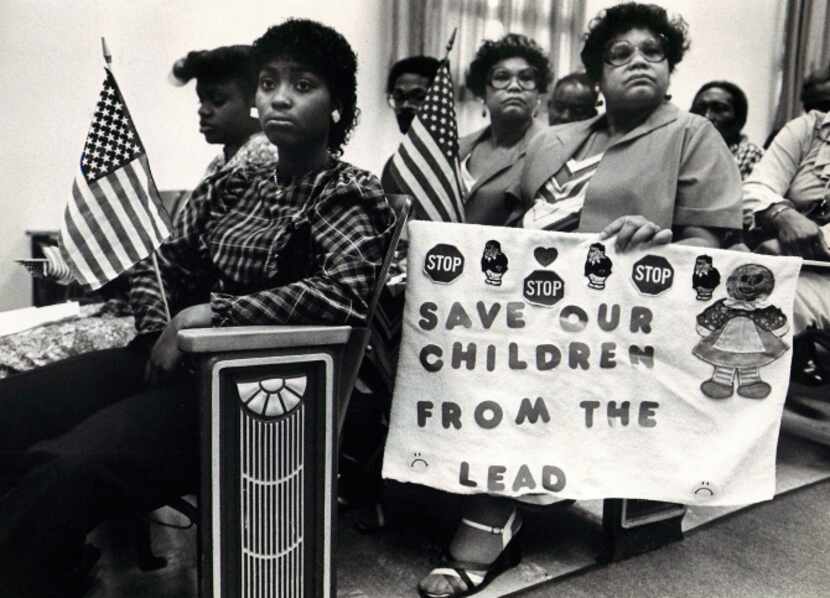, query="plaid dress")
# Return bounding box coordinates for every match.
[129,159,394,332]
